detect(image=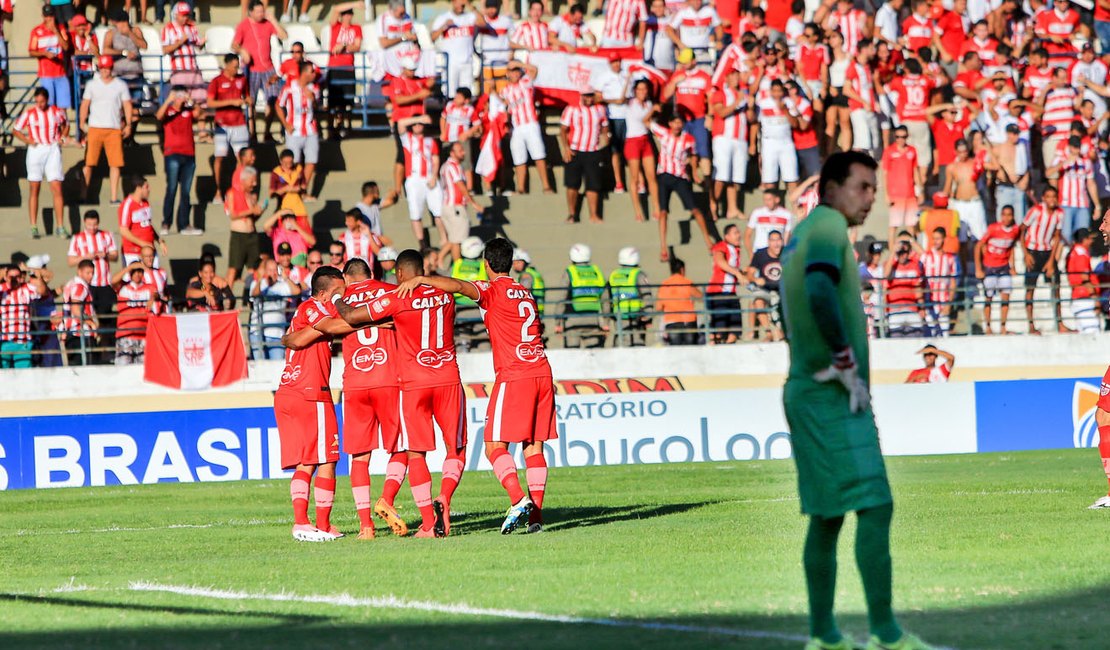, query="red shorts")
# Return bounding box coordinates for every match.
[485,376,558,443]
[342,386,402,454]
[274,391,339,470]
[1099,366,1110,412]
[623,134,655,161]
[400,384,467,453]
